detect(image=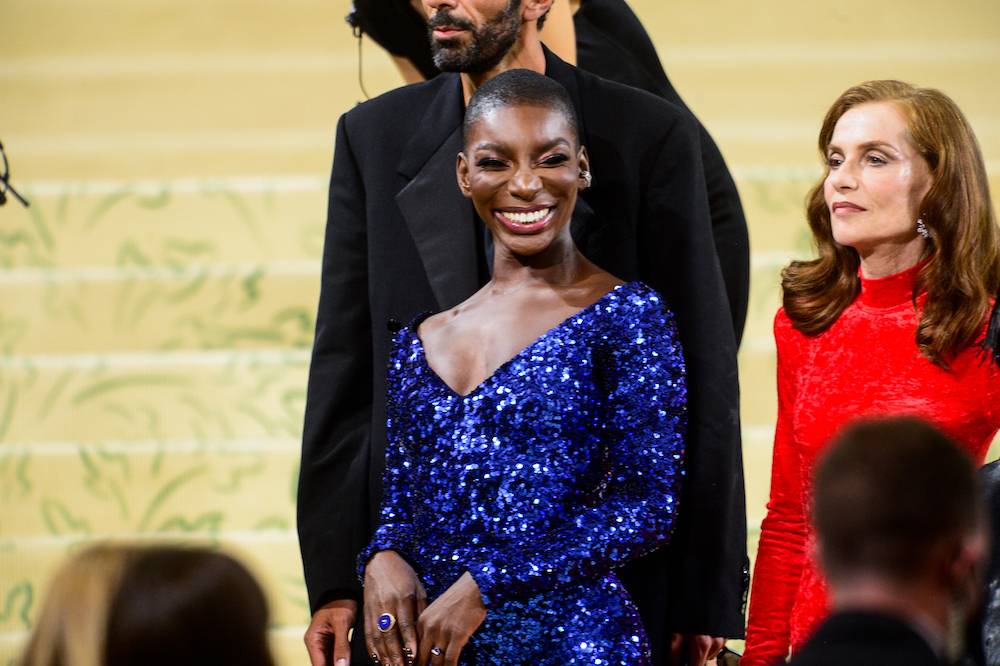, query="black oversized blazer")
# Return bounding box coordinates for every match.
[297,49,747,660]
[787,612,949,666]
